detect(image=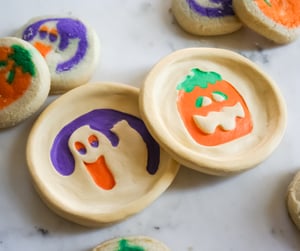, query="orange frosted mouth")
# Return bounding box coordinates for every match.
[84,155,116,190]
[34,41,52,57]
